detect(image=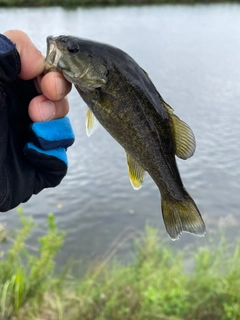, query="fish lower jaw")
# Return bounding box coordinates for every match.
[52,47,62,67]
[47,47,62,68]
[45,42,62,73]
